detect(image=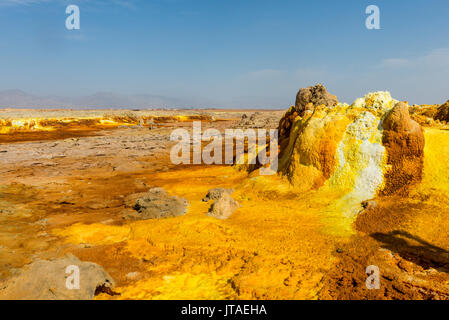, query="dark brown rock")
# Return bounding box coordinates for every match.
[294,84,338,117]
[435,100,449,122]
